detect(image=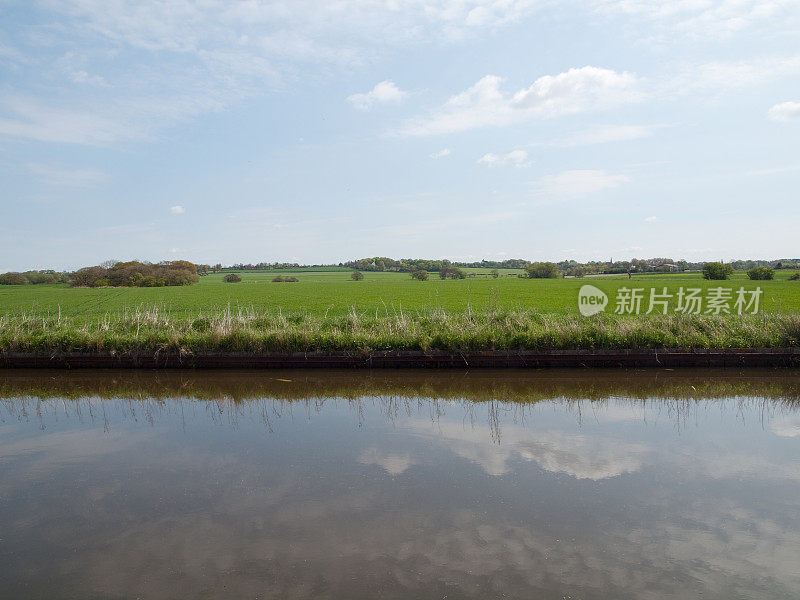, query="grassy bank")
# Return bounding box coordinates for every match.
[2,308,800,354]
